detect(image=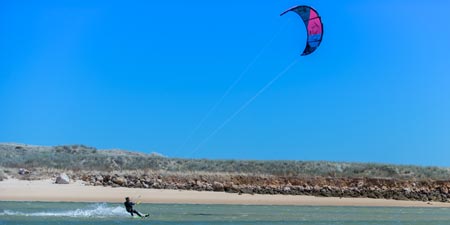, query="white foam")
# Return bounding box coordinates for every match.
[0,203,128,218]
